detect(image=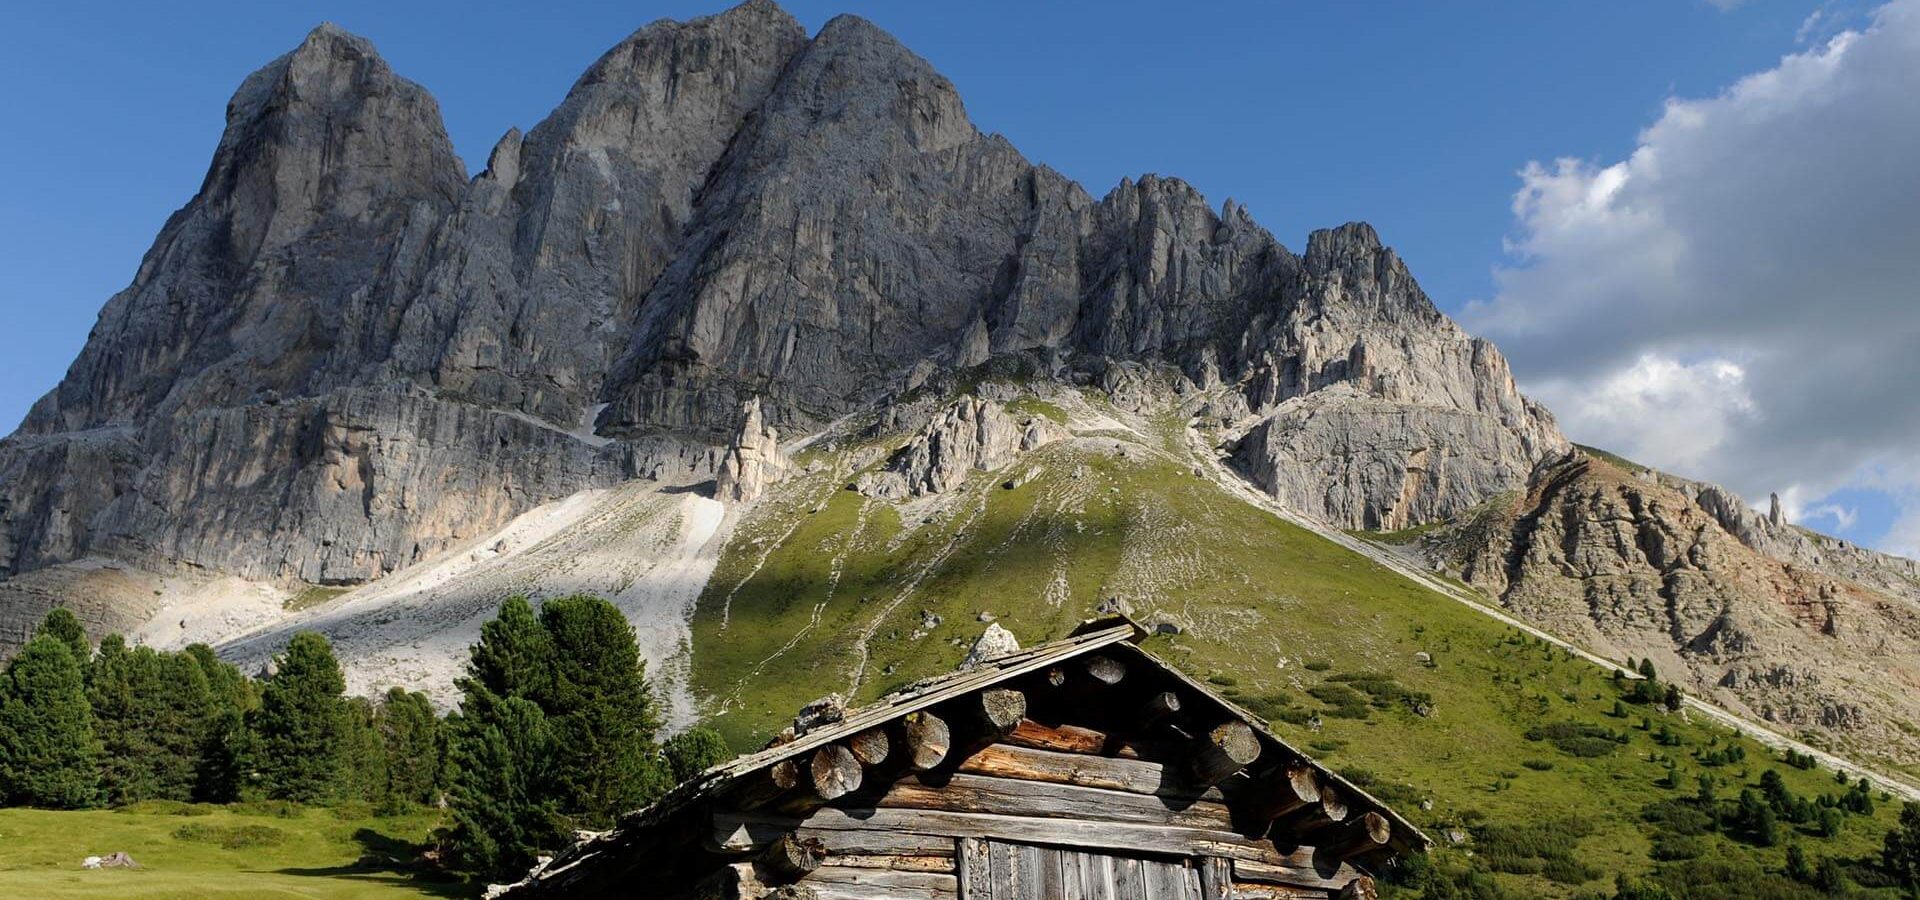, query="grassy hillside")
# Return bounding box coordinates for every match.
[689,400,1912,897]
[0,802,451,899]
